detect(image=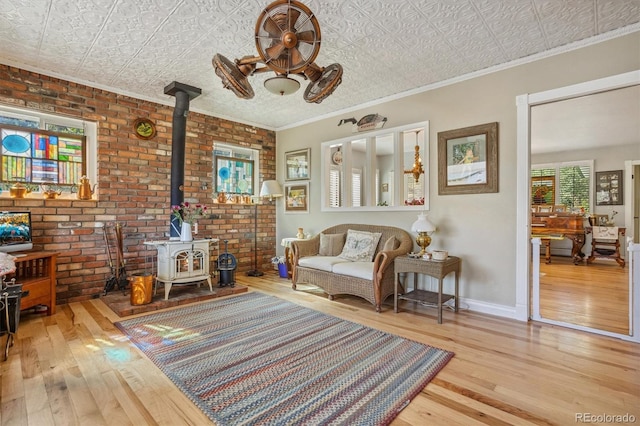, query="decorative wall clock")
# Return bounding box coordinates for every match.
[332,149,342,165]
[134,118,156,140]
